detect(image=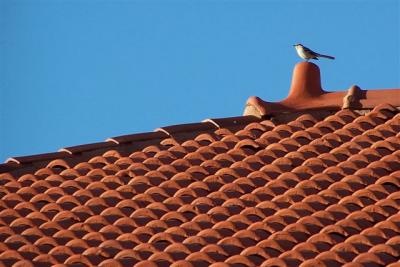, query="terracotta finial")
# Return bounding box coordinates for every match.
[342,85,362,109]
[287,62,325,100]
